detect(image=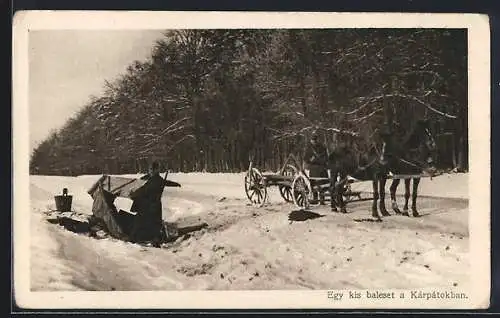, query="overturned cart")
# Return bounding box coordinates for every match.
[87,173,182,244]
